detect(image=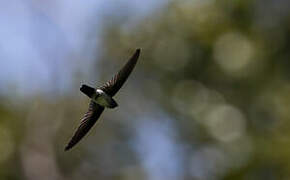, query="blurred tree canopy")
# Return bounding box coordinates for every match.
[1,0,290,179]
[94,0,290,179]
